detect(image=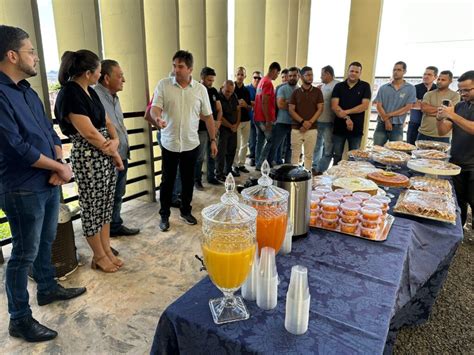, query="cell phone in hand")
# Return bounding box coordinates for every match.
[442,99,451,106]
